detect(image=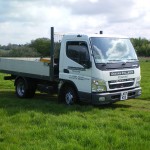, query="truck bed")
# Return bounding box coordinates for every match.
[0,57,52,80]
